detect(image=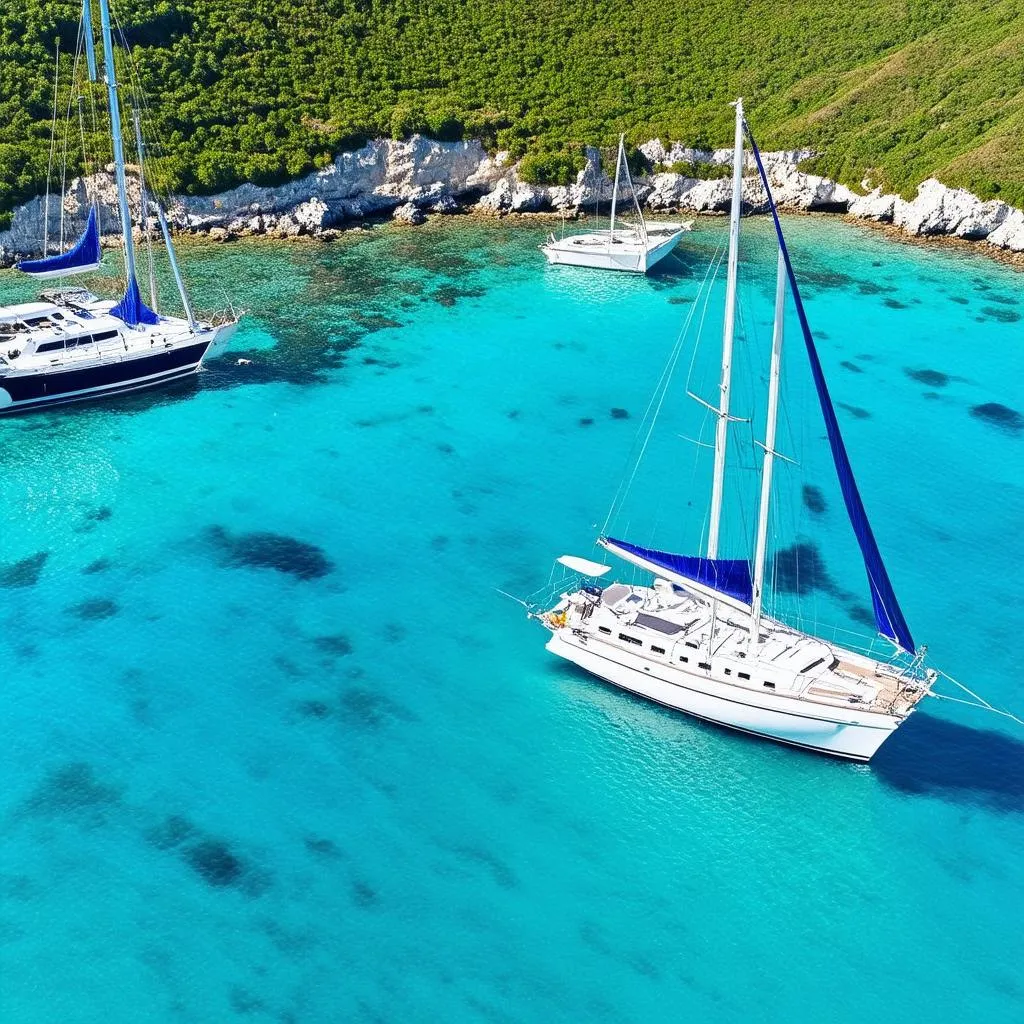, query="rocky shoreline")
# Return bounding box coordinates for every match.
[3,134,1024,267]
